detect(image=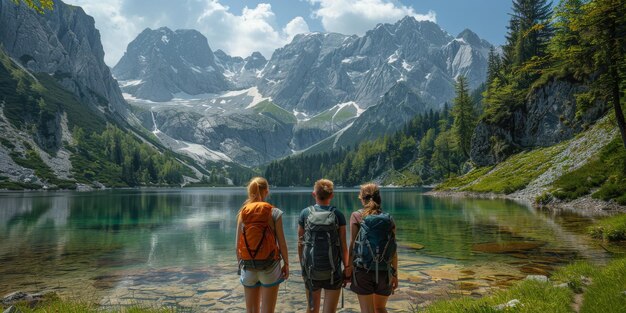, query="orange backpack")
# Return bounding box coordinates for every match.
[237,202,280,271]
